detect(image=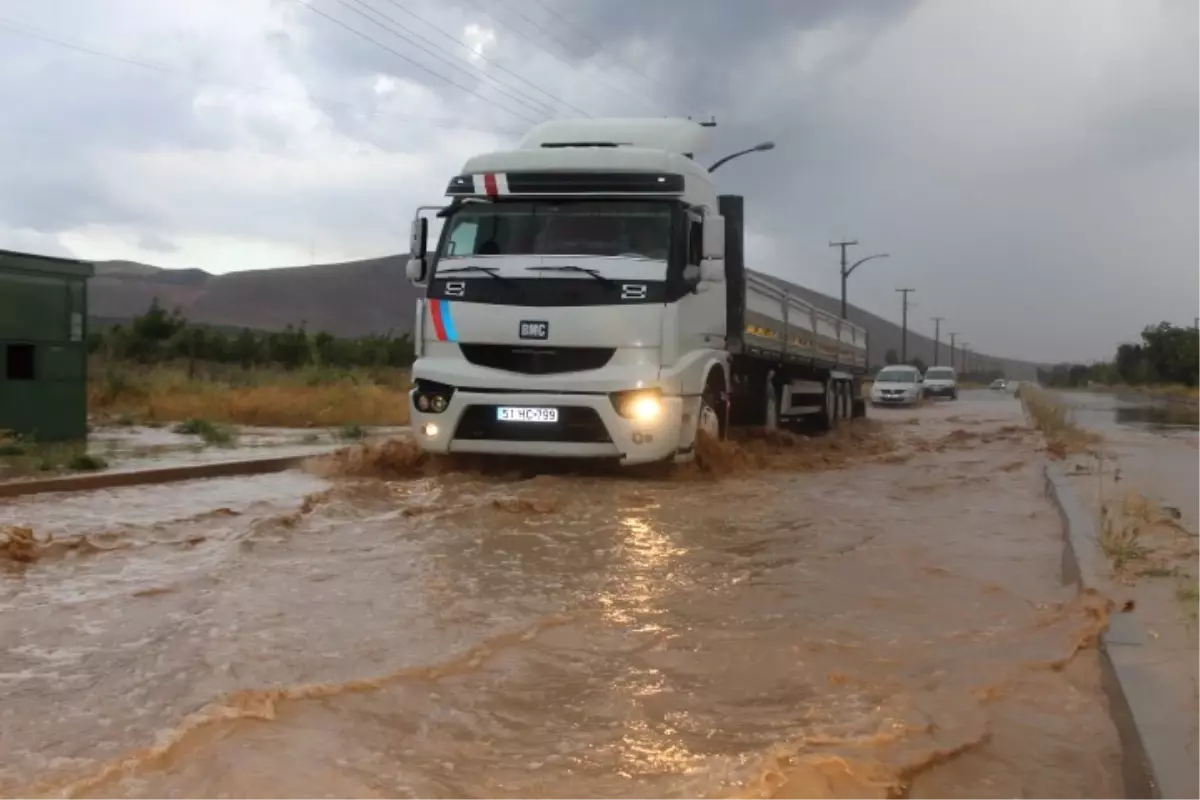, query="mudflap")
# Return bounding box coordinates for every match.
[852,397,867,419]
